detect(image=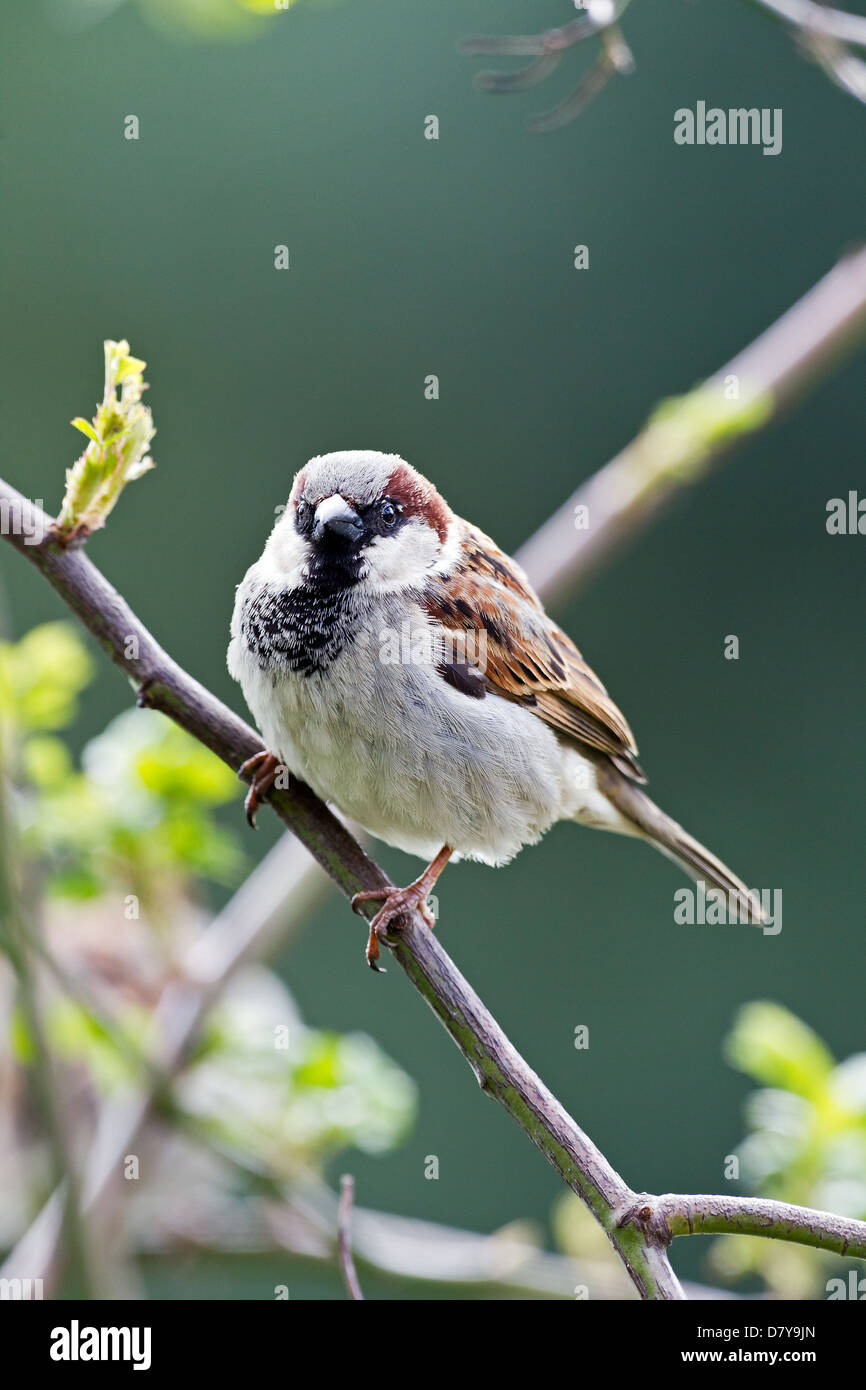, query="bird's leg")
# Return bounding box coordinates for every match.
[238,749,283,827]
[352,846,453,971]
